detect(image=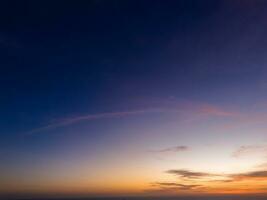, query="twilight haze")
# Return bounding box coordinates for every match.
[1,0,267,198]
